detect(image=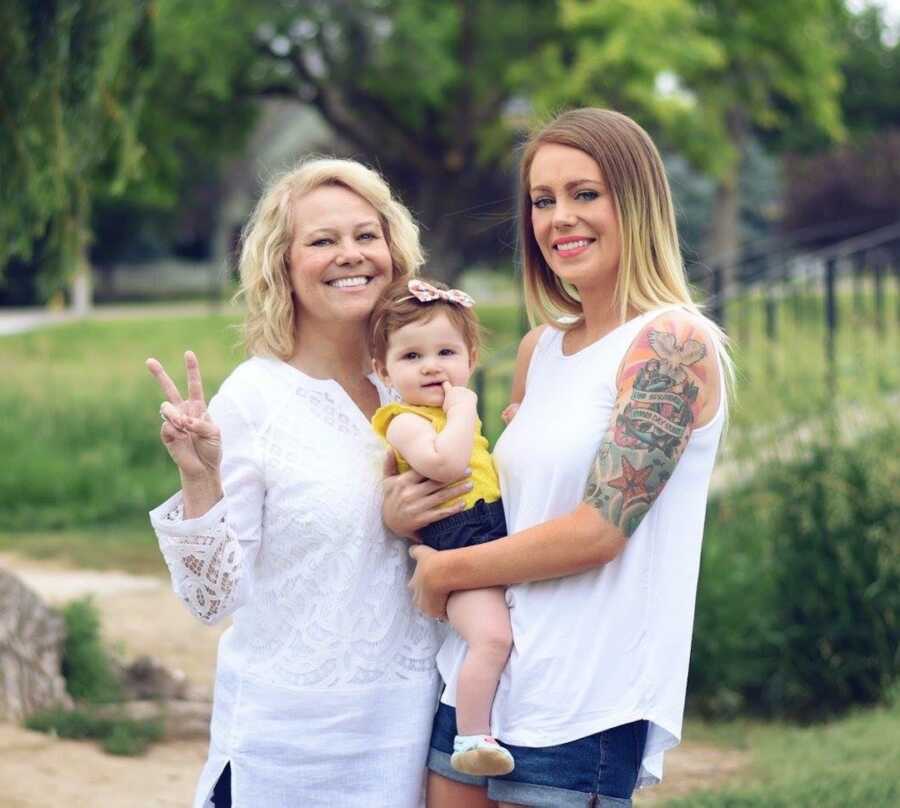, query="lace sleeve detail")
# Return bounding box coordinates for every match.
[152,498,244,624]
[149,387,265,625]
